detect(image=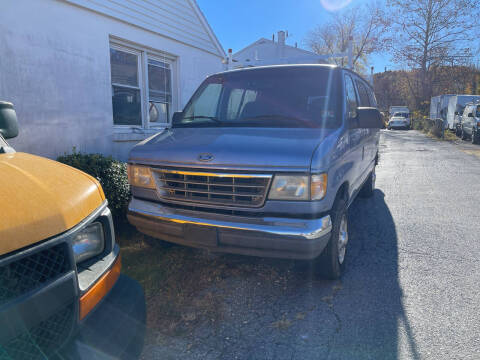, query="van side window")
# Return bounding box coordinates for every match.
[345,75,358,119]
[356,81,370,107]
